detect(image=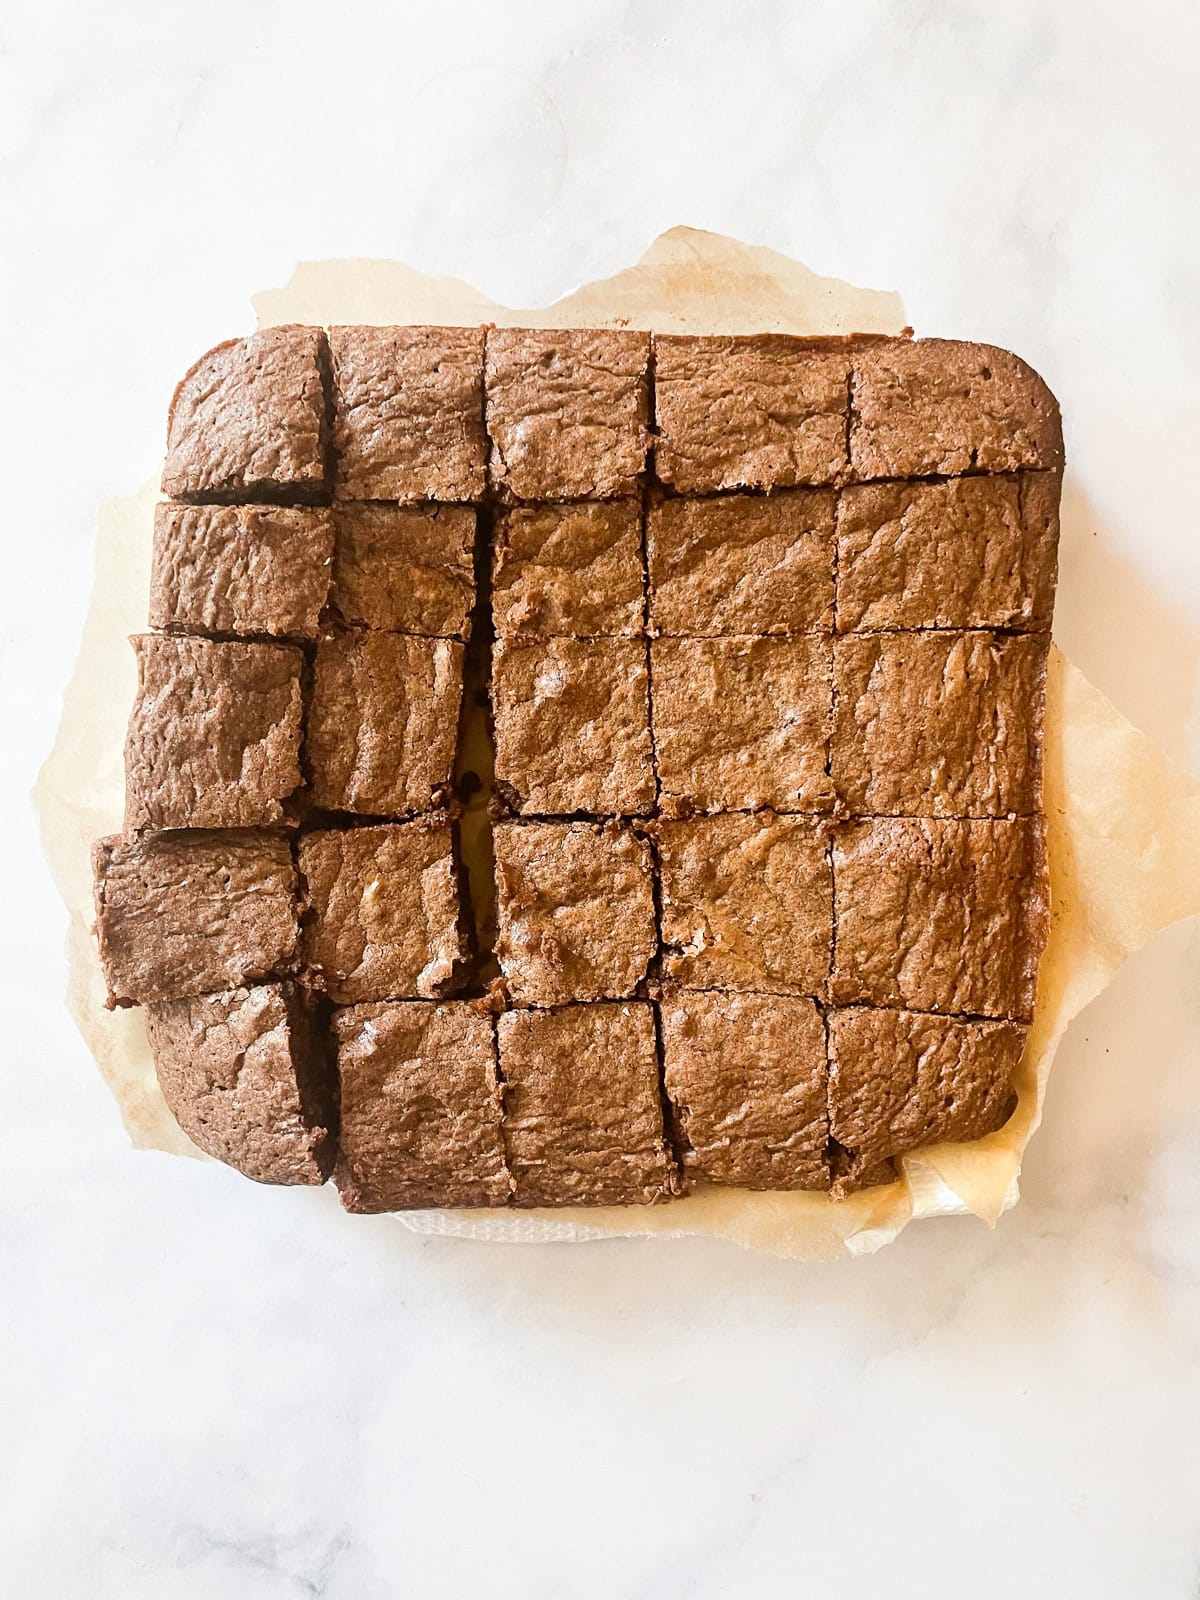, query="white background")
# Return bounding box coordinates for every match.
[5,2,1200,1595]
